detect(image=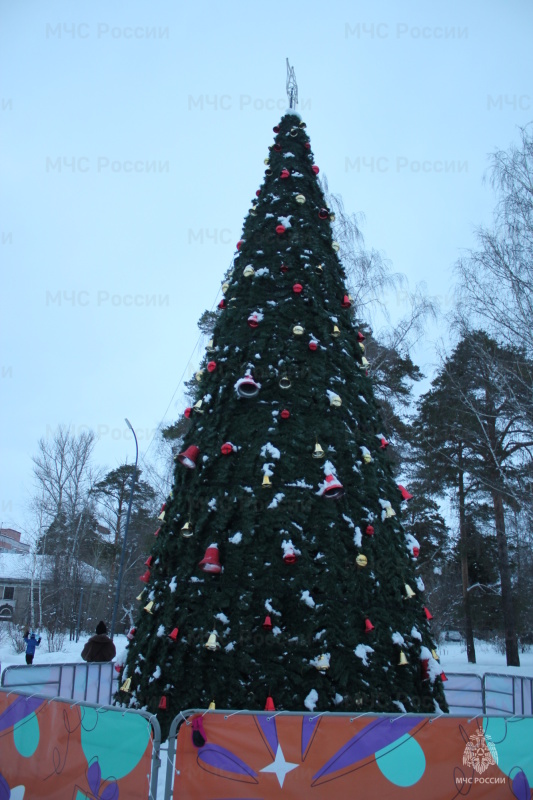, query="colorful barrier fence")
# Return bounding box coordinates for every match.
[166,709,533,799]
[0,688,160,799]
